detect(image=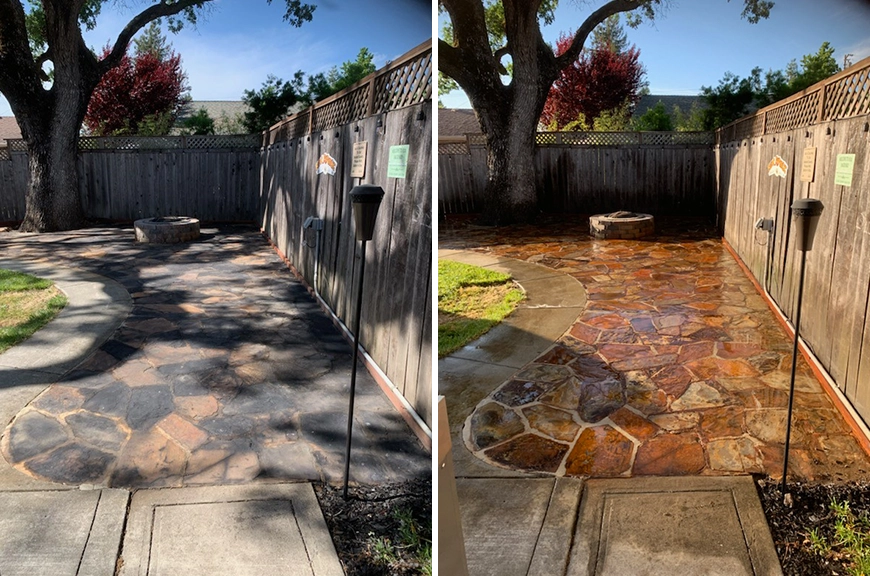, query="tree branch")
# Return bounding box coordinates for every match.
[100,0,210,74]
[555,0,642,70]
[0,0,44,102]
[493,44,510,75]
[439,0,507,100]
